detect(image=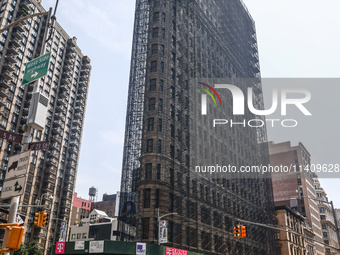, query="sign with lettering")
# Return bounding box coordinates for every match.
[29,141,49,151]
[166,247,187,255]
[6,151,31,180]
[0,176,26,199]
[22,52,51,85]
[0,130,22,143]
